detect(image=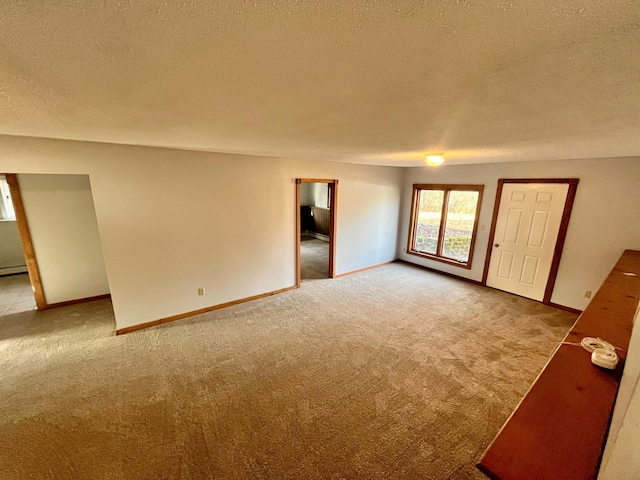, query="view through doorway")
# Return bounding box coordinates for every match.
[296,179,337,285]
[0,173,111,316]
[0,174,36,316]
[0,273,35,316]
